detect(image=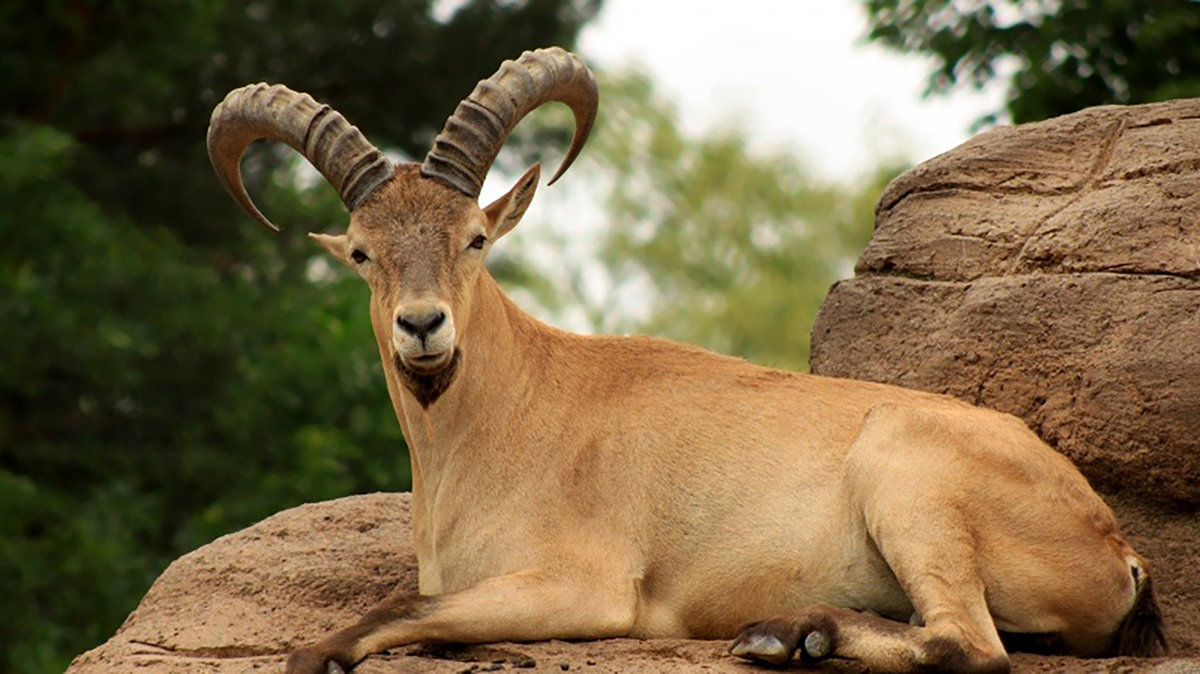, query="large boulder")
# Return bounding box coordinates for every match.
[812,98,1200,508]
[68,494,419,673]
